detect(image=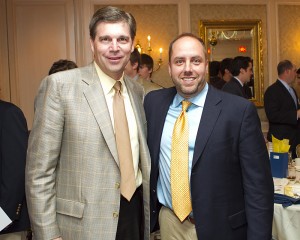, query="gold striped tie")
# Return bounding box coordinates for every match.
[113,81,136,201]
[171,100,192,221]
